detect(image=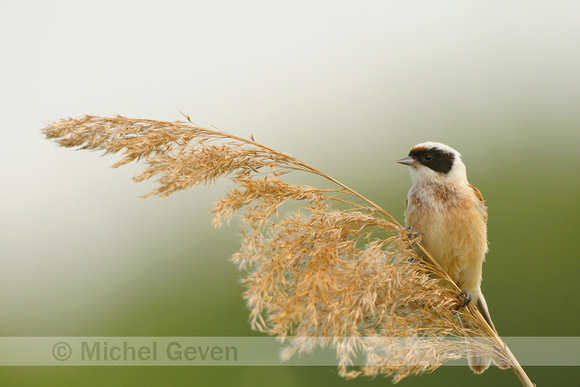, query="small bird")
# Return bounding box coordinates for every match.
[397,141,503,374]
